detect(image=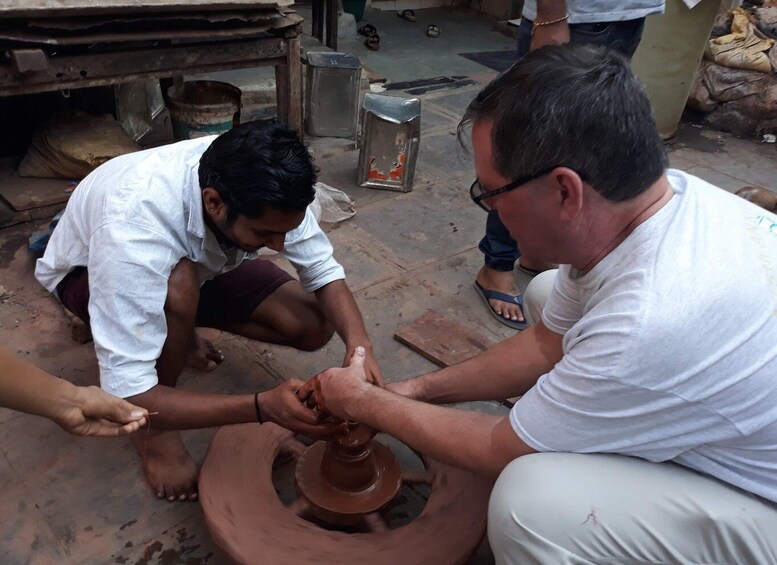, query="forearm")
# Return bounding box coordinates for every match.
[531,0,570,48]
[535,0,568,20]
[346,386,532,479]
[314,280,371,348]
[0,349,78,419]
[408,323,563,404]
[127,385,258,430]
